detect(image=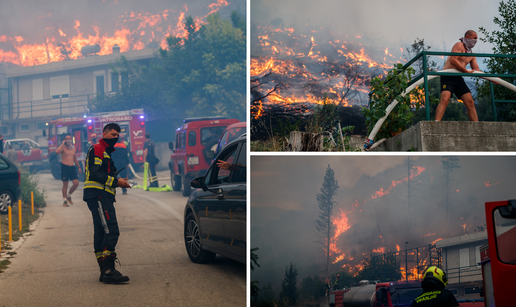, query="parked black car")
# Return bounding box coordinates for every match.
[184,134,246,264]
[0,153,21,214]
